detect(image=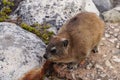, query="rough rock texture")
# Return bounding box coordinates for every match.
[0,22,46,80]
[93,0,113,12]
[10,0,24,12]
[18,0,99,29]
[102,6,120,22]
